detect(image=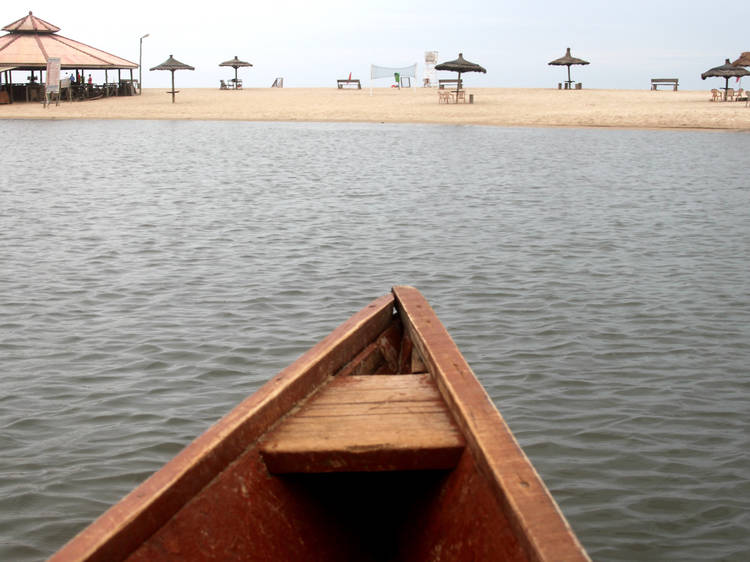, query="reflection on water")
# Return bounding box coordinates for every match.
[1,120,749,561]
